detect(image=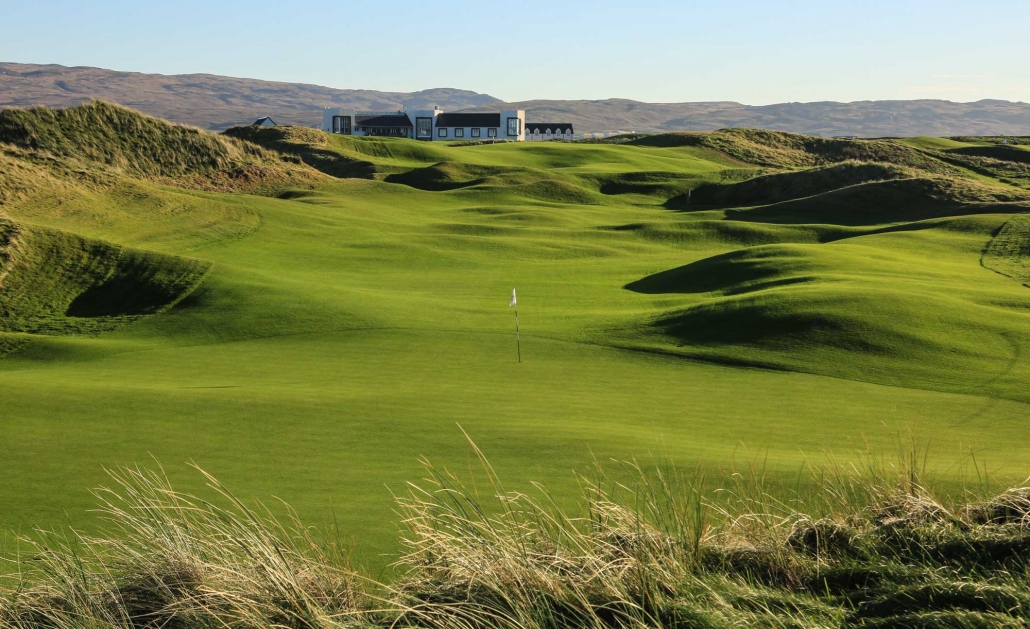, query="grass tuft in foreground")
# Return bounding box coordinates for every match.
[4,439,1030,628]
